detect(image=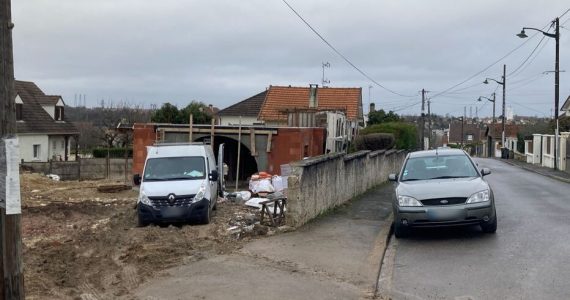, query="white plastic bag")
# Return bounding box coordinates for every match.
[272,175,285,192]
[252,178,274,193]
[239,191,252,201]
